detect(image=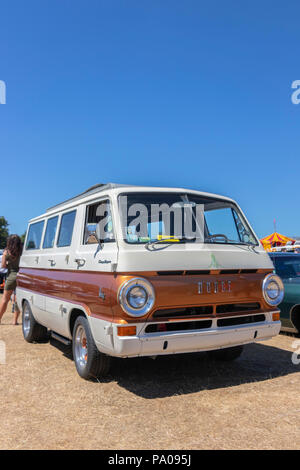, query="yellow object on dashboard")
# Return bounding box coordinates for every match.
[157,235,180,242]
